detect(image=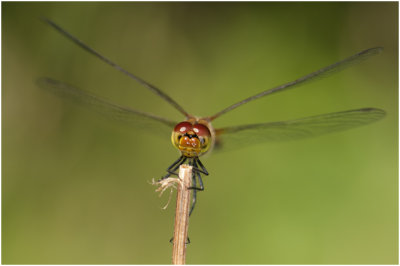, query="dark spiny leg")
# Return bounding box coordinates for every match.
[196,171,204,191]
[189,172,197,216]
[161,156,187,180]
[161,156,183,179]
[167,155,184,172]
[188,160,205,216]
[167,156,187,176]
[189,157,195,167]
[195,157,209,176]
[169,236,190,245]
[188,159,205,191]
